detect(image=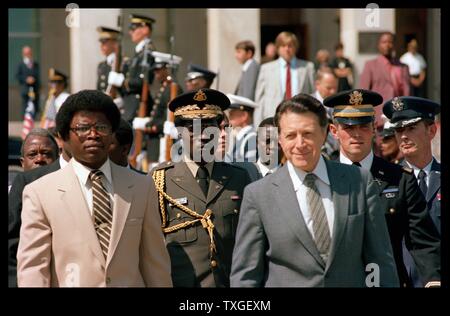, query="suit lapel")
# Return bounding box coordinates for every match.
[295,59,306,92]
[58,162,106,268]
[427,160,440,202]
[106,164,133,266]
[171,162,206,203]
[206,162,229,205]
[272,165,326,269]
[324,160,349,270]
